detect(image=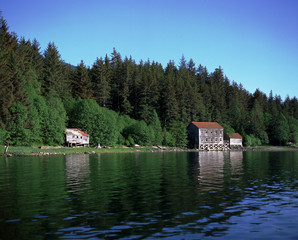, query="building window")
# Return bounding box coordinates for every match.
[215,138,217,141]
[220,138,222,141]
[206,138,208,141]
